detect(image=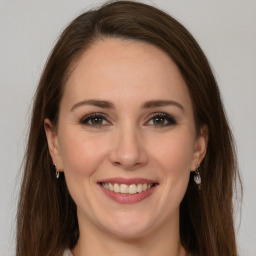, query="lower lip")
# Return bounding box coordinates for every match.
[99,185,157,204]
